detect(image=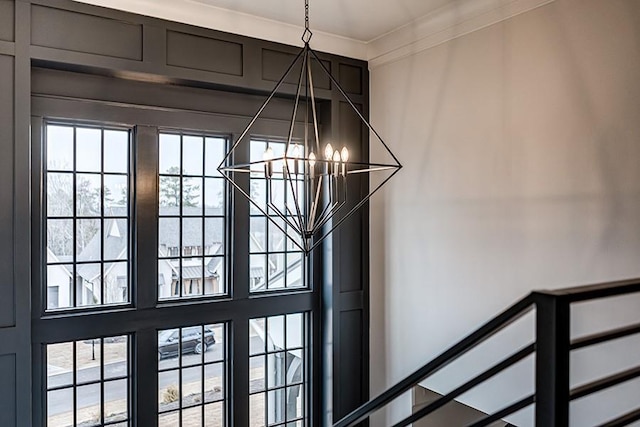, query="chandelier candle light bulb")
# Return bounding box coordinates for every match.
[263,146,273,178]
[333,150,340,176]
[340,147,349,176]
